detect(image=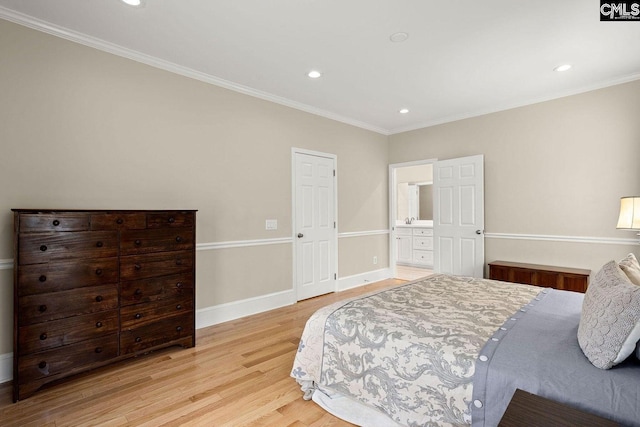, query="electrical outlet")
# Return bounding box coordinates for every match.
[265,219,277,230]
[373,256,378,265]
